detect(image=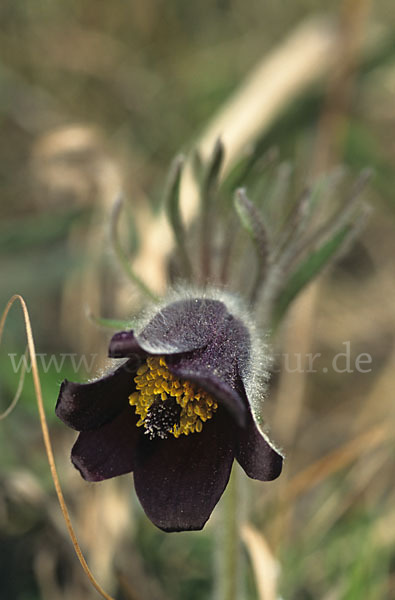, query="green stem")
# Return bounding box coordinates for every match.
[217,466,241,600]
